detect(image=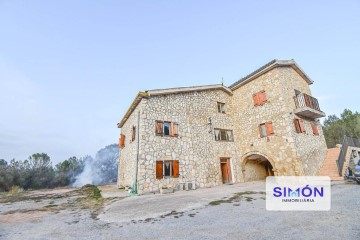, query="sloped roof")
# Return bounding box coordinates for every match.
[229,59,314,90]
[117,84,232,128]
